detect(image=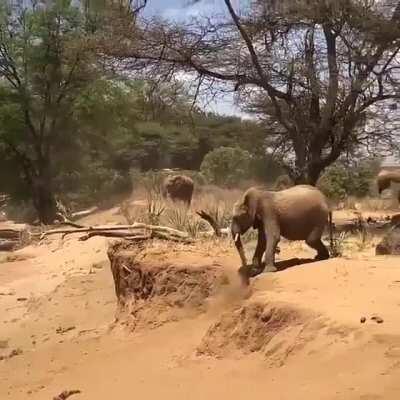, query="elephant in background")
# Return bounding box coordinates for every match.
[377,169,400,202]
[231,185,330,276]
[162,175,194,206]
